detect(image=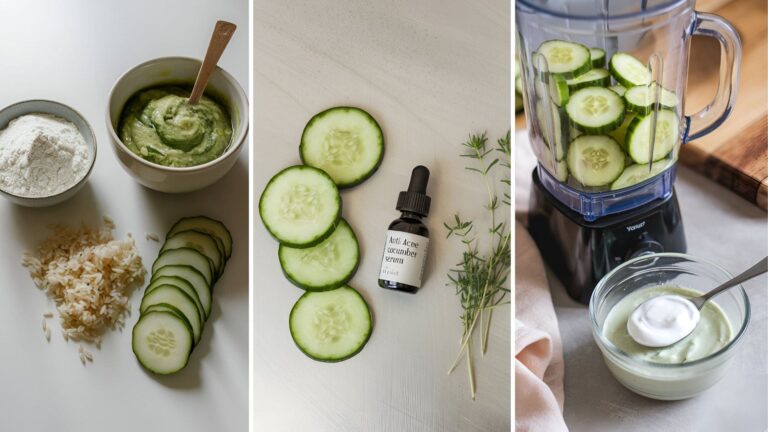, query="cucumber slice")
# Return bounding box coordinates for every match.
[535,100,568,161]
[140,285,203,344]
[608,113,635,150]
[152,248,214,287]
[566,68,610,92]
[152,265,212,318]
[143,303,192,329]
[590,48,606,68]
[289,285,372,362]
[549,74,569,106]
[259,165,341,248]
[624,83,678,115]
[566,87,625,134]
[609,52,651,88]
[536,40,591,77]
[167,216,233,259]
[515,75,523,95]
[146,276,205,323]
[566,135,625,187]
[279,219,359,292]
[161,230,223,279]
[609,85,627,97]
[132,311,193,375]
[626,110,679,164]
[540,149,569,182]
[300,106,384,188]
[611,159,673,190]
